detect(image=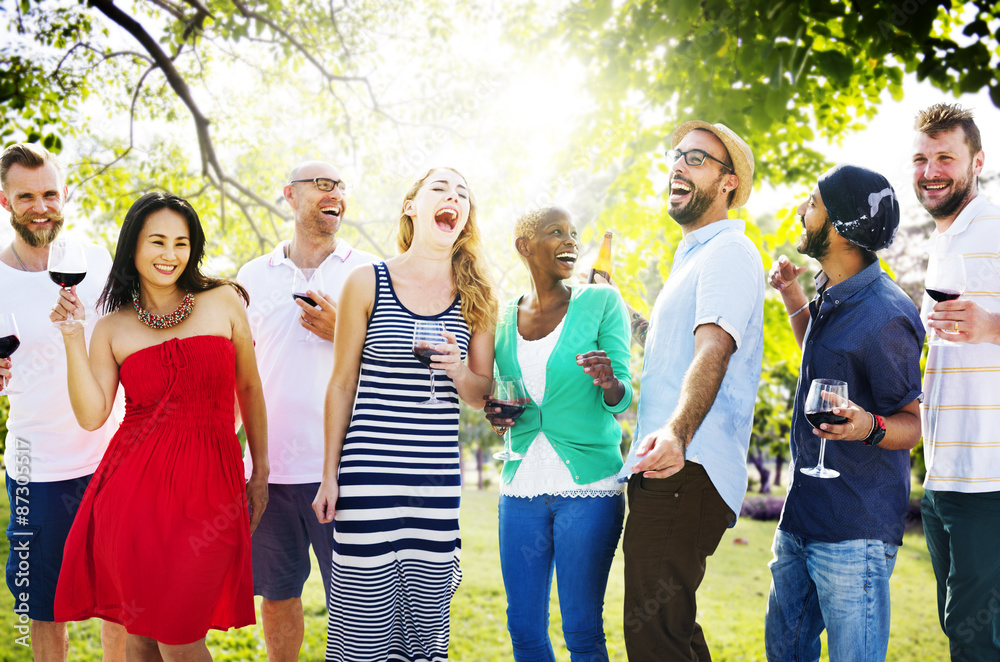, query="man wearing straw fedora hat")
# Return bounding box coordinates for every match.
[618,121,764,661]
